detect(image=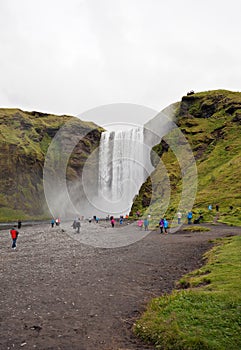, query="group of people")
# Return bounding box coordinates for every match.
[72,217,81,233]
[159,218,169,234]
[137,216,168,233]
[87,214,130,228]
[208,204,219,212]
[49,206,213,239]
[137,218,150,231]
[136,208,207,234]
[71,214,117,231]
[51,218,61,227]
[9,204,220,250]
